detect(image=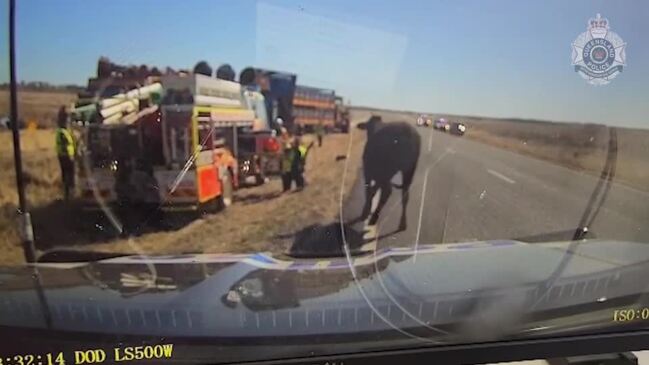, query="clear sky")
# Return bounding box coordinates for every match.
[1,0,648,128]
